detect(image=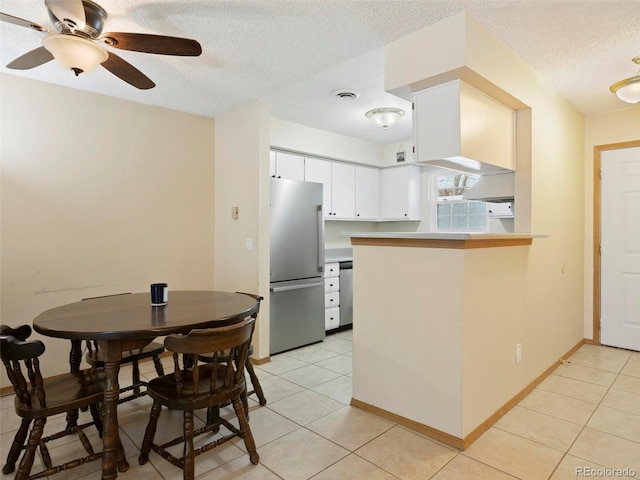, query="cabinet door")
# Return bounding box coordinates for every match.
[380,165,421,220]
[274,151,305,180]
[305,157,333,218]
[355,166,380,220]
[331,162,355,219]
